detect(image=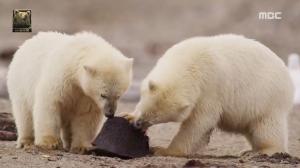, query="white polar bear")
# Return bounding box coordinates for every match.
[288,53,300,104]
[124,34,294,157]
[7,32,133,153]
